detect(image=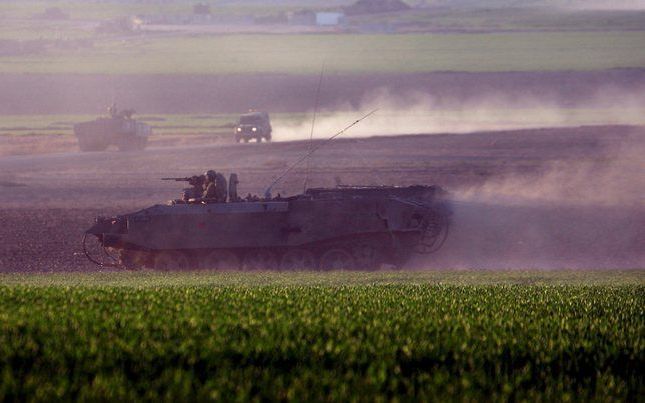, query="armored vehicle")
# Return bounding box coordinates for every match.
[74,106,151,152]
[84,177,451,271]
[235,111,272,143]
